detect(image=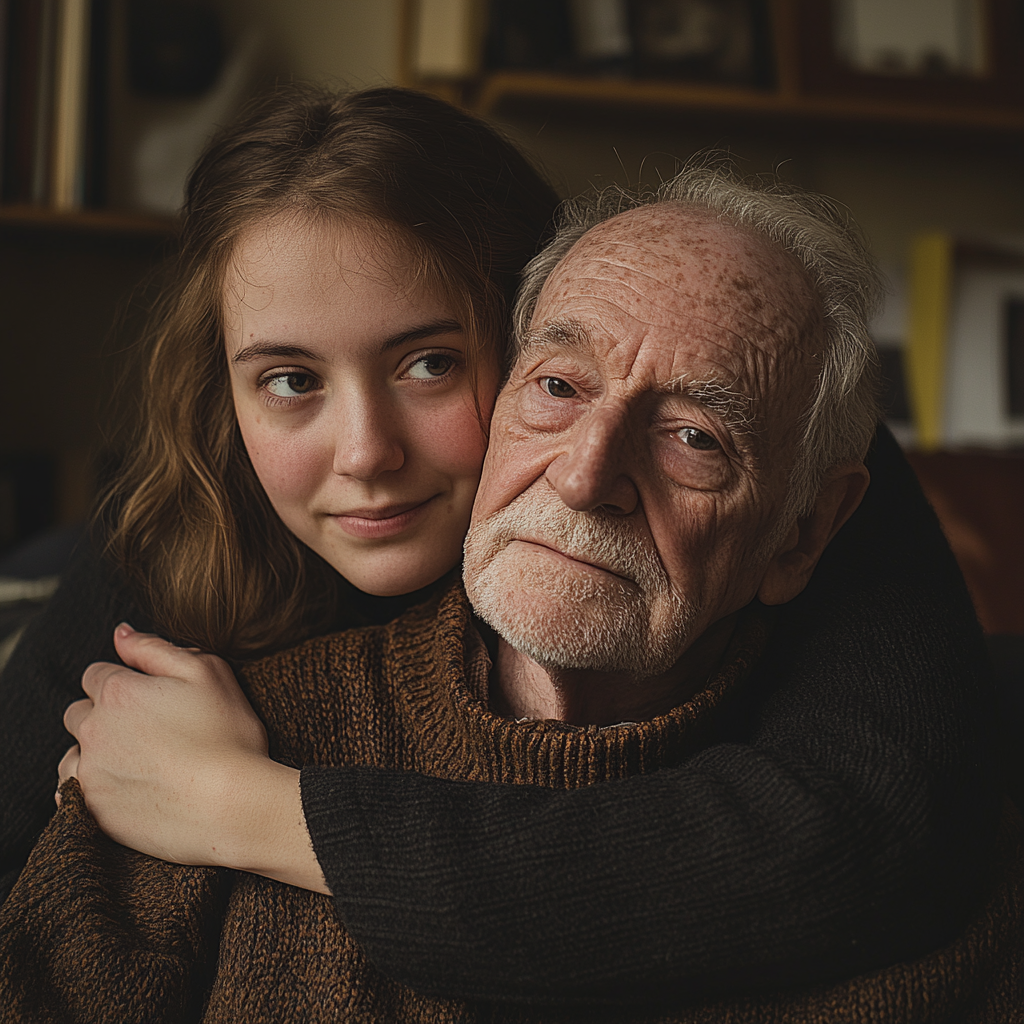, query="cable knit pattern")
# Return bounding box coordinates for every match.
[0,584,1021,1022]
